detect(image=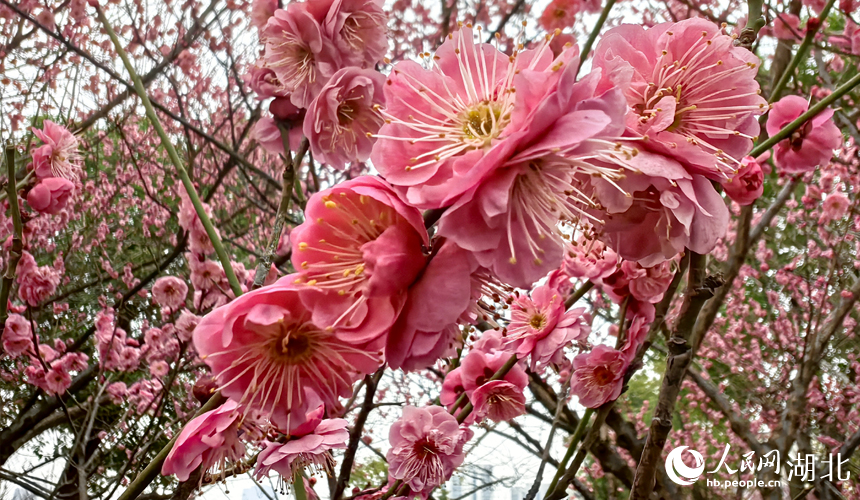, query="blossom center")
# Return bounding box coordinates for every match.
[414,439,440,460]
[529,313,547,330]
[592,366,614,385]
[272,322,316,364]
[460,103,506,144]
